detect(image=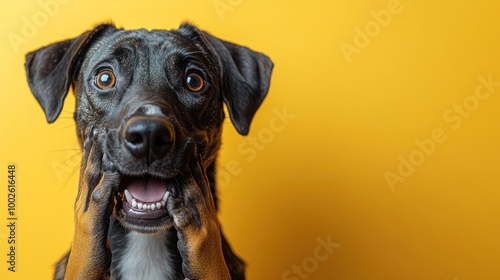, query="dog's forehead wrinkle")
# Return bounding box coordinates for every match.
[86,29,210,82]
[112,30,178,51]
[89,31,160,62]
